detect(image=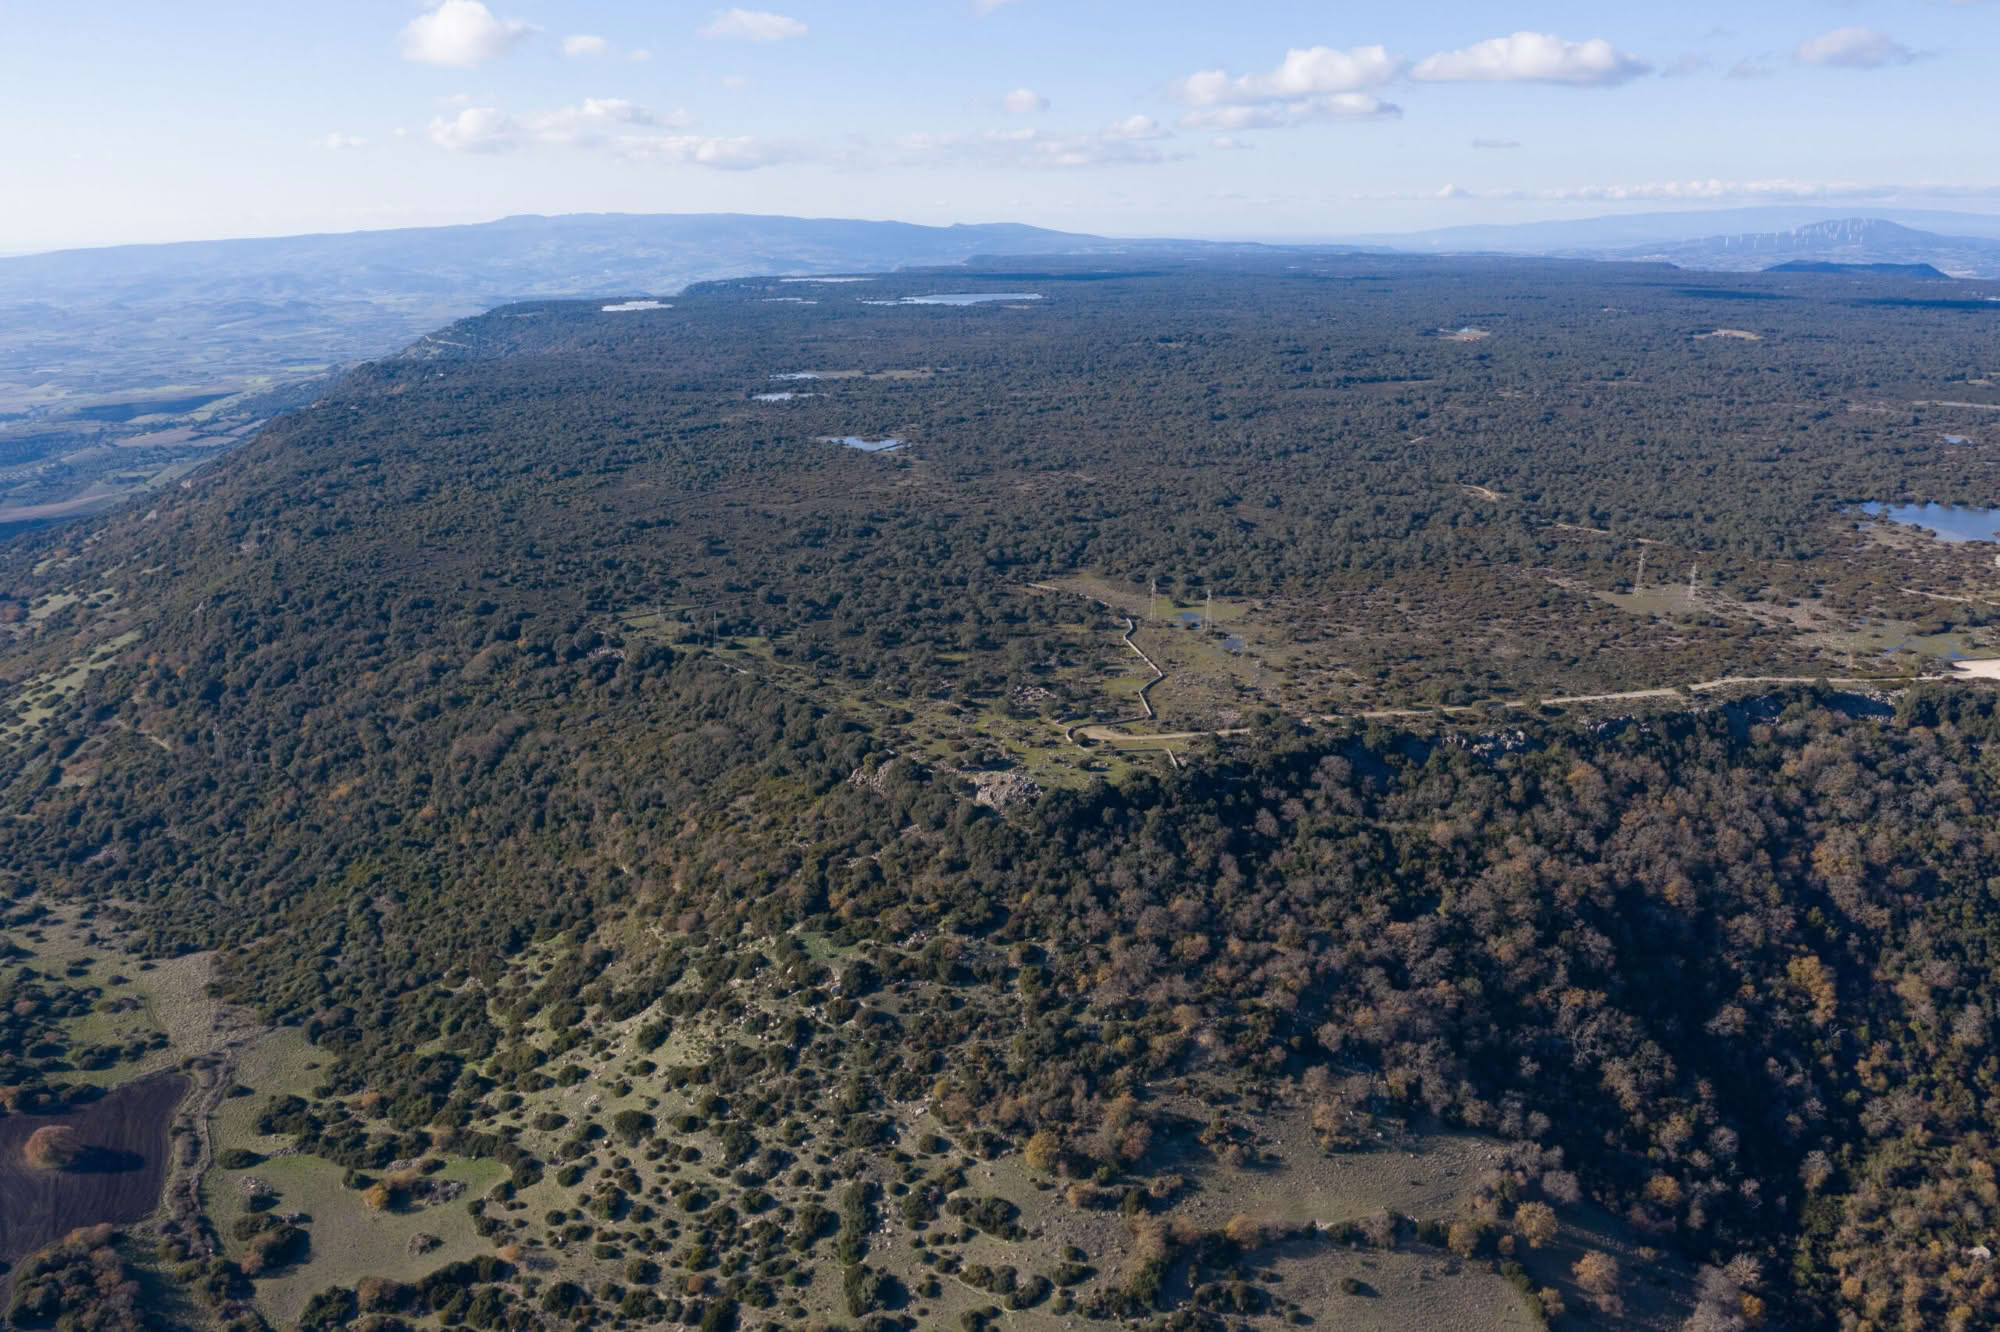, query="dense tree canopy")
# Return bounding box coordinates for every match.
[5,255,2000,1329]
